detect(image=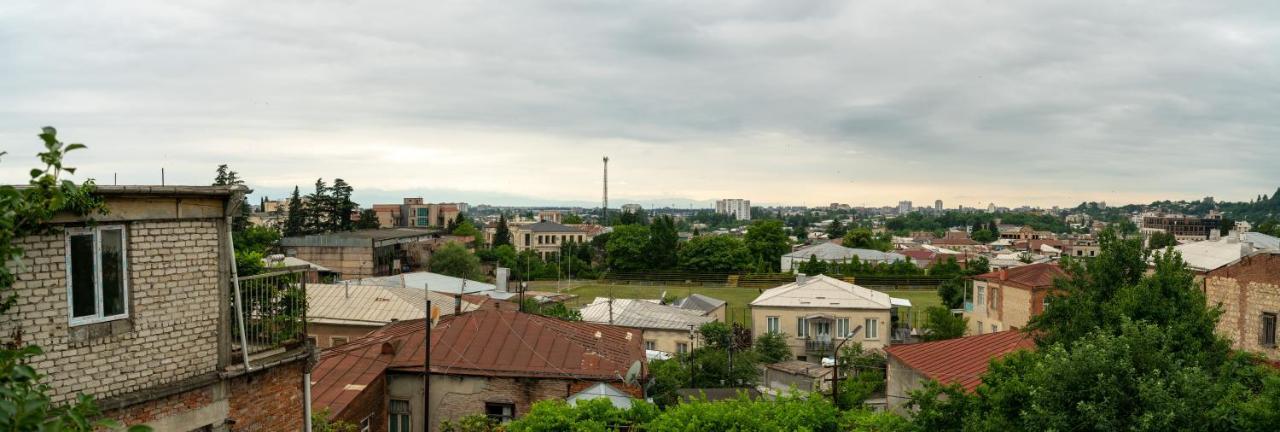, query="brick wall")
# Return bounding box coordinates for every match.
[1,220,222,404]
[227,360,306,432]
[106,382,216,427]
[1206,253,1280,361]
[335,373,388,432]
